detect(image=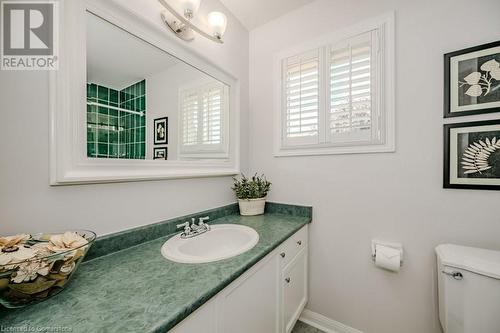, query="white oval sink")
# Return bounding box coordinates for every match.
[161,224,259,263]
